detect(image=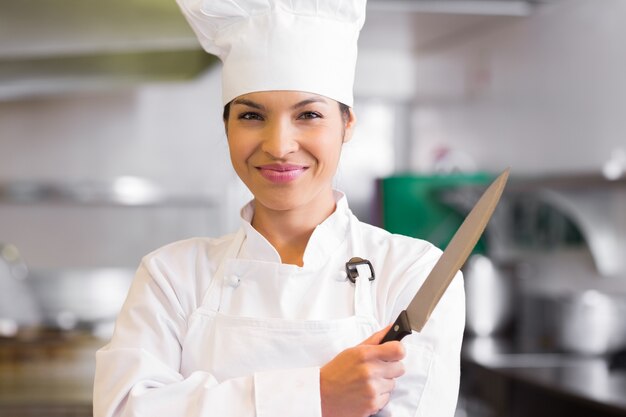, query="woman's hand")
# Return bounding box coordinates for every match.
[320,326,406,417]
